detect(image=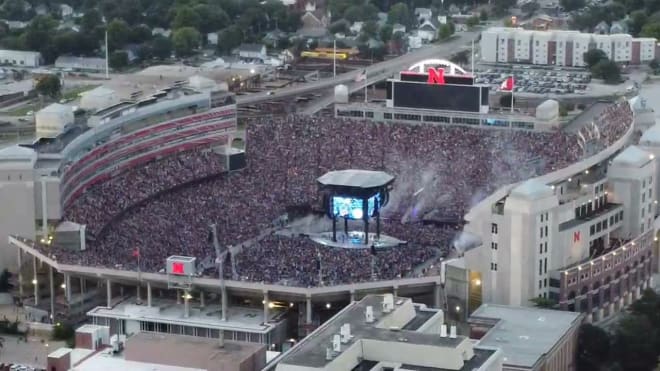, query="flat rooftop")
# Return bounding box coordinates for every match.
[88,296,283,334]
[317,169,395,189]
[71,347,204,371]
[281,295,463,369]
[470,304,583,369]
